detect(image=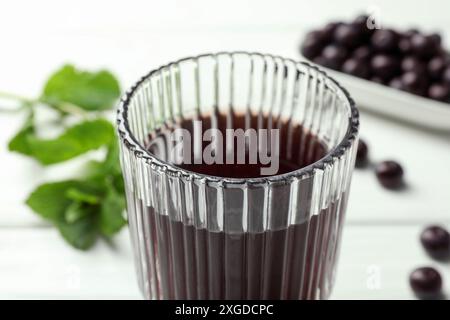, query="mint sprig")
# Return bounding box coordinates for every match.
[0,65,126,250]
[42,65,121,111]
[9,118,115,165]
